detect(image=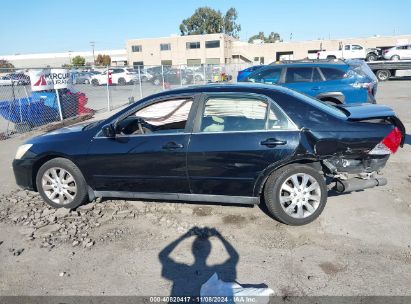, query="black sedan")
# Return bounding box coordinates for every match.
[12,84,405,225]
